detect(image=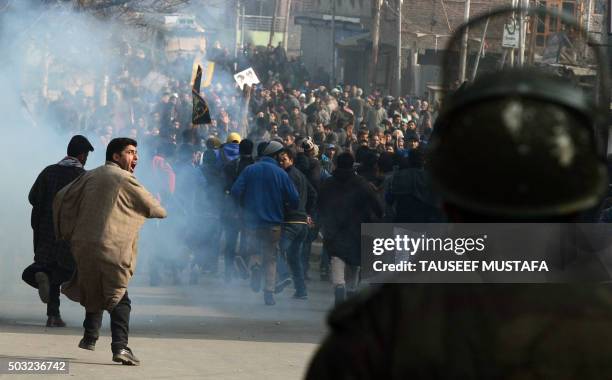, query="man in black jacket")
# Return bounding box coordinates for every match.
[277,149,317,299]
[23,135,94,327]
[385,148,445,223]
[318,152,382,305]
